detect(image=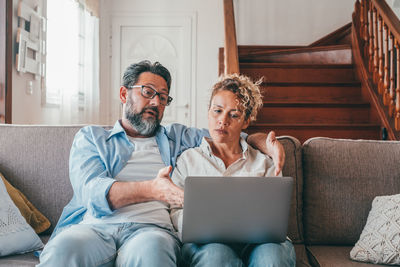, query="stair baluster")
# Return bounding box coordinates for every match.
[363,0,370,57]
[373,9,379,83]
[383,24,390,105]
[389,33,395,117]
[353,0,400,138]
[378,16,384,94]
[369,2,374,73]
[396,42,400,130]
